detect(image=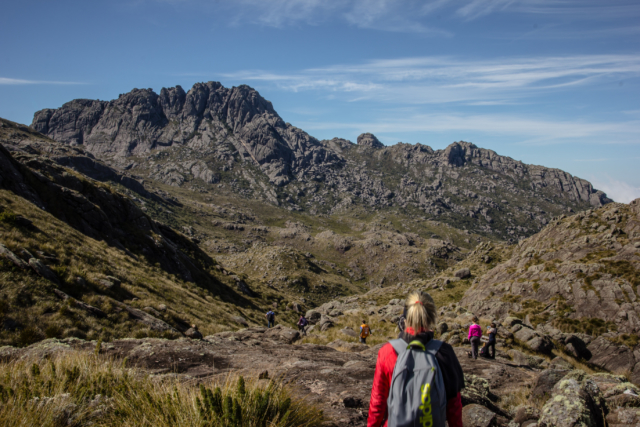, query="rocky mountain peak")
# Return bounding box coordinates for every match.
[30,82,611,239]
[356,132,384,148]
